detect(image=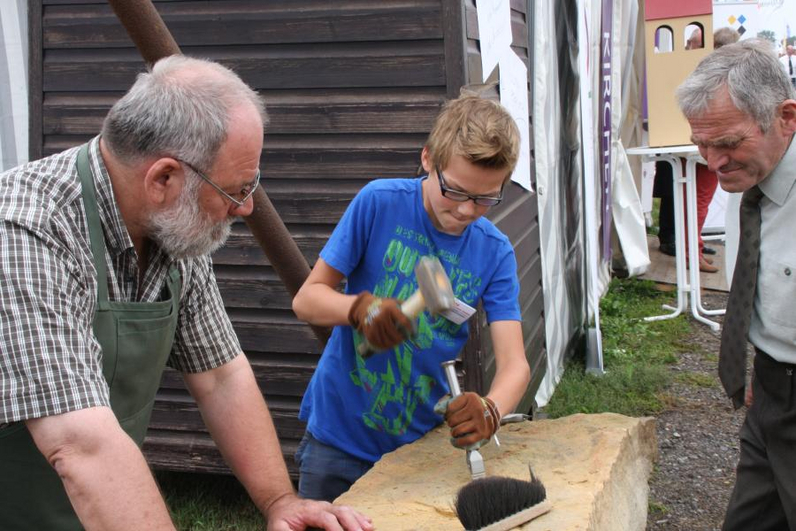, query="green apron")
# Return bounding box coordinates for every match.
[0,144,182,530]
